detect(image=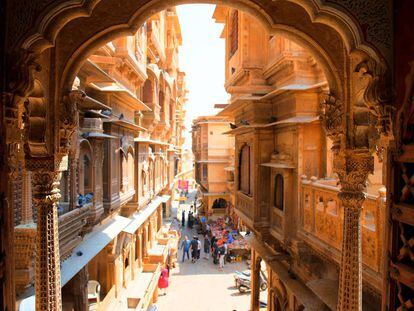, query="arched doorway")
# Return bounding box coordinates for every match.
[212,198,227,209]
[1,1,393,310]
